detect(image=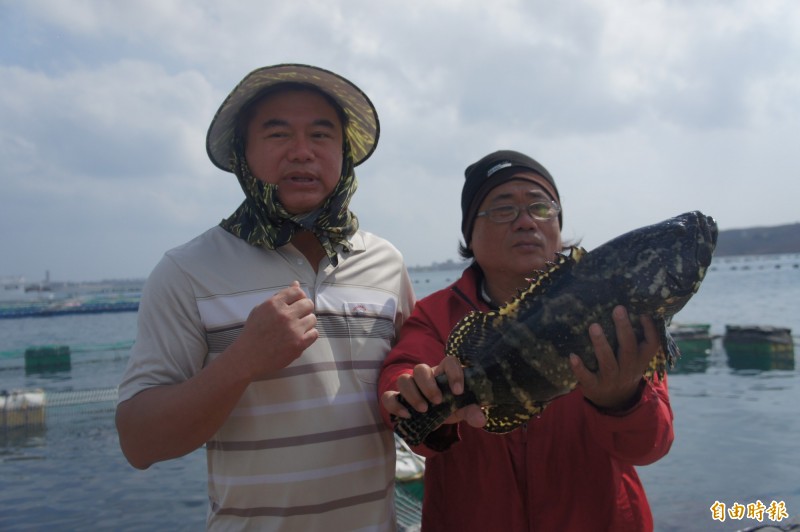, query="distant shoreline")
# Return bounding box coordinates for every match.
[409,249,800,273]
[10,223,800,284]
